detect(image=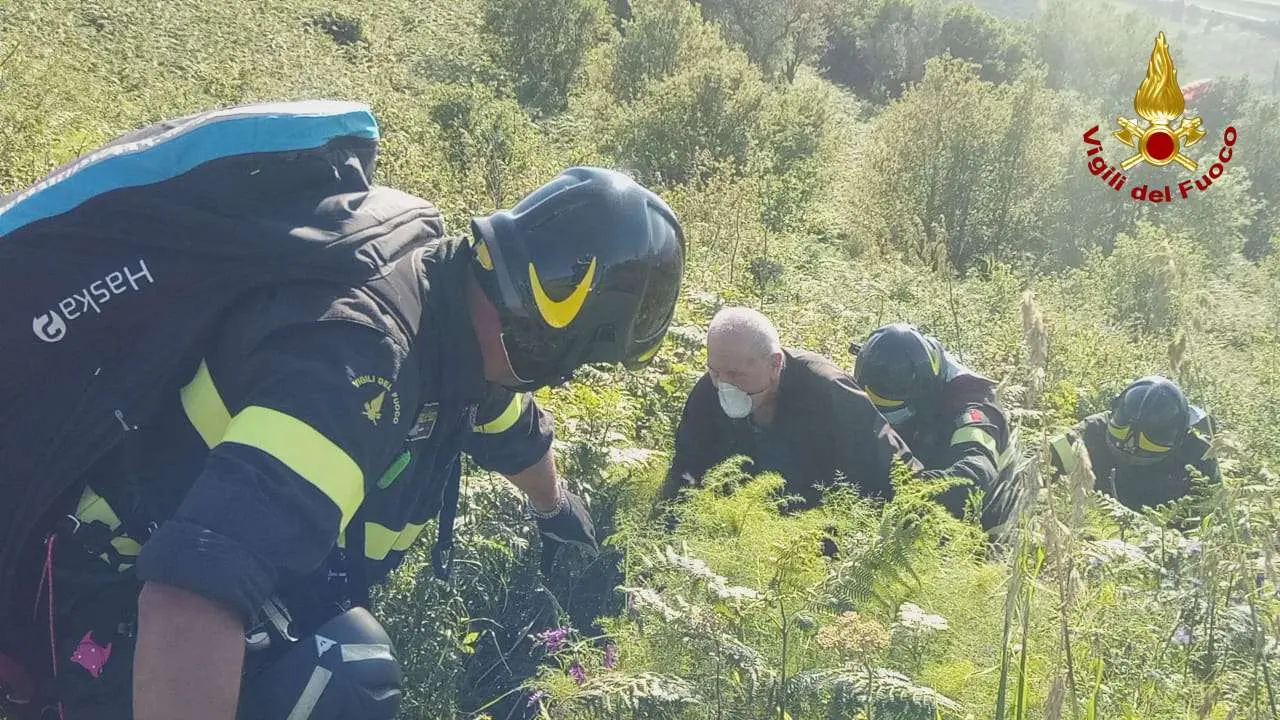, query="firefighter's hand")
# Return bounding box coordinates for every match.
[534,487,598,557]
